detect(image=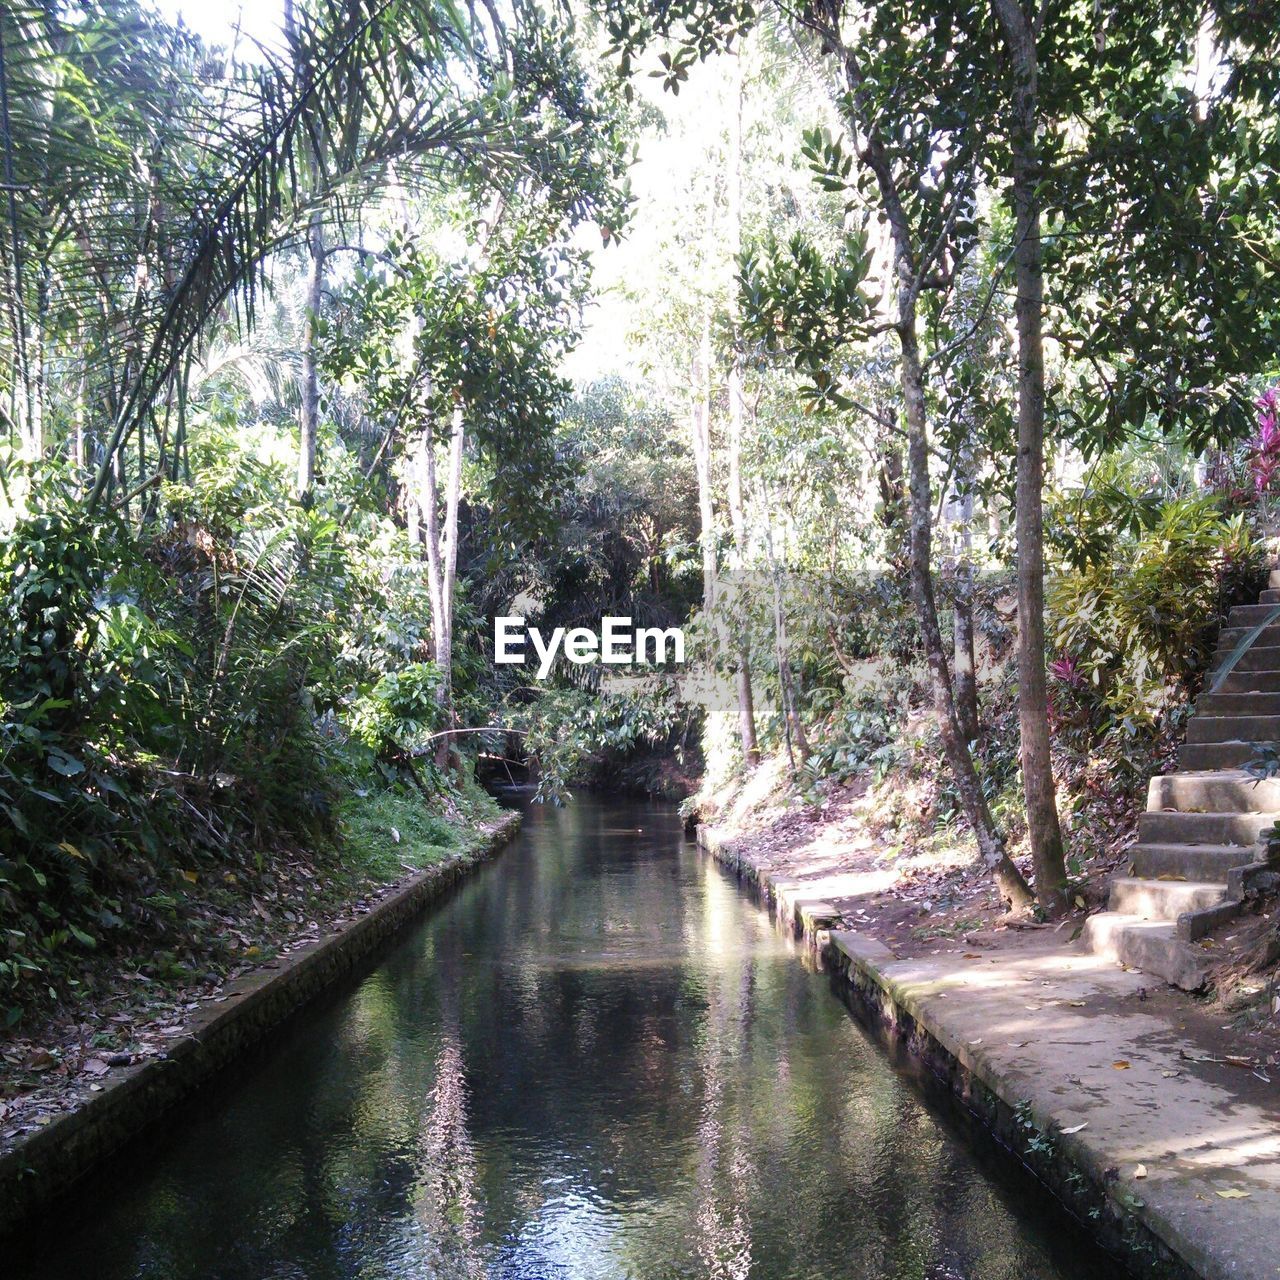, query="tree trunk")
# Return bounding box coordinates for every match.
[953,567,980,747]
[435,404,465,769]
[0,19,30,457]
[991,0,1069,917]
[691,311,716,613]
[764,516,809,771]
[952,440,980,748]
[899,320,1033,912]
[725,49,760,768]
[726,392,757,757]
[834,35,1033,912]
[26,268,44,460]
[296,211,324,501]
[417,423,445,671]
[73,330,86,493]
